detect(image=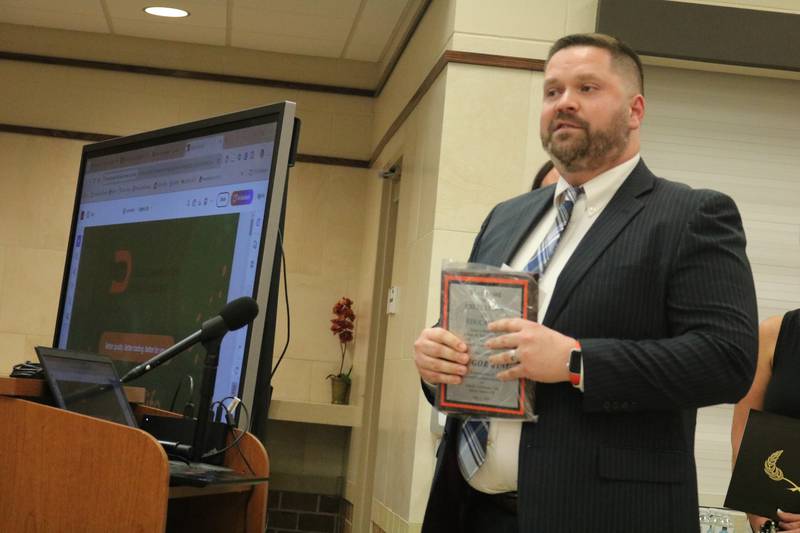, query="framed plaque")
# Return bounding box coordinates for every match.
[436,264,537,419]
